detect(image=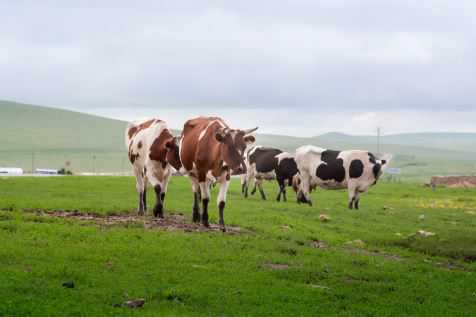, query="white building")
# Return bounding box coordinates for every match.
[0,167,24,176]
[35,169,59,175]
